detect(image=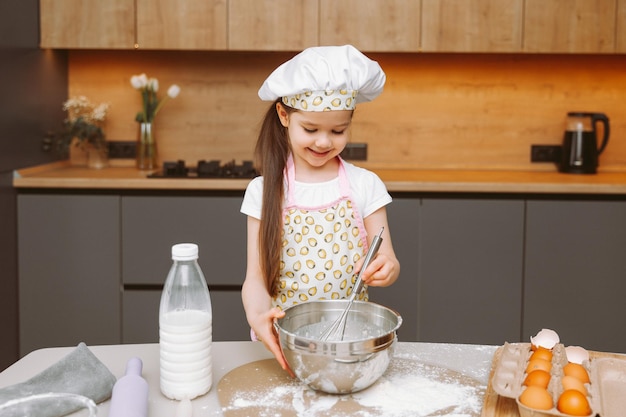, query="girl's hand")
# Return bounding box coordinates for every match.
[357,207,401,288]
[250,307,295,377]
[355,252,398,287]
